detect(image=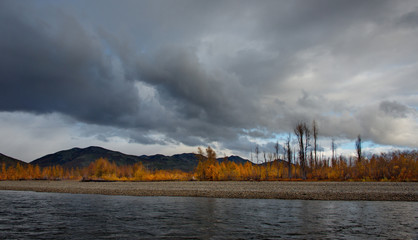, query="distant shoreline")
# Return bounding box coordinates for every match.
[0,180,417,201]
